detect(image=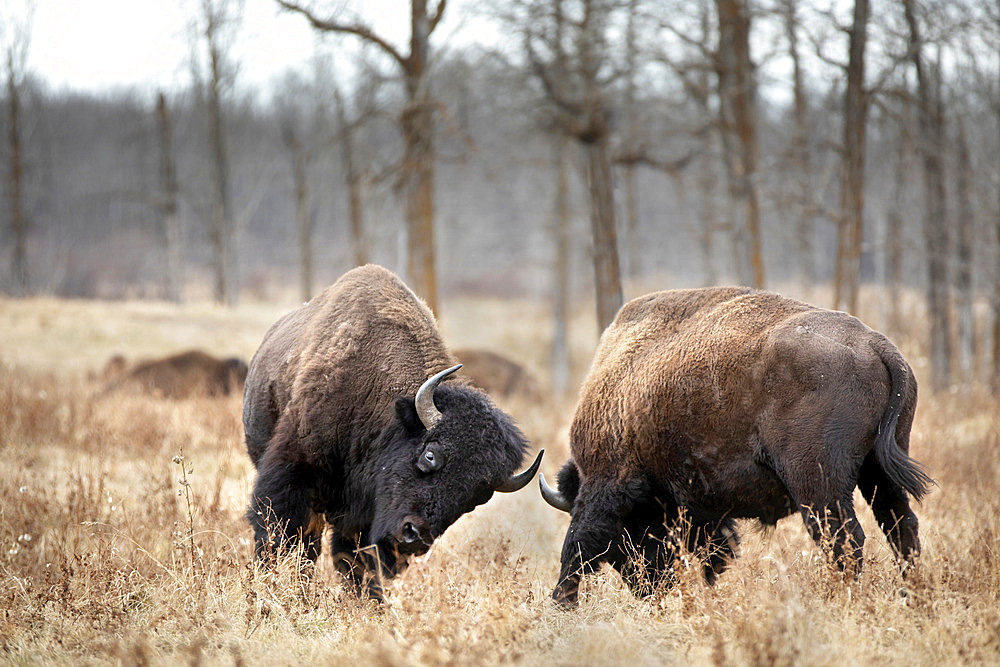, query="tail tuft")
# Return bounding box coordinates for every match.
[870,337,935,501]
